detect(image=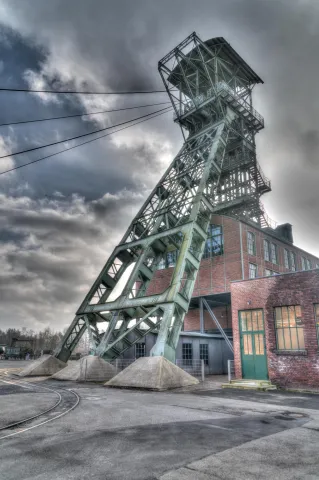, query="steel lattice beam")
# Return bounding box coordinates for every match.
[54,33,269,363]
